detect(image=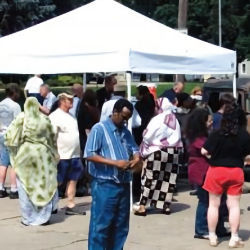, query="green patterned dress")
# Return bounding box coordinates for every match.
[5,97,58,225]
